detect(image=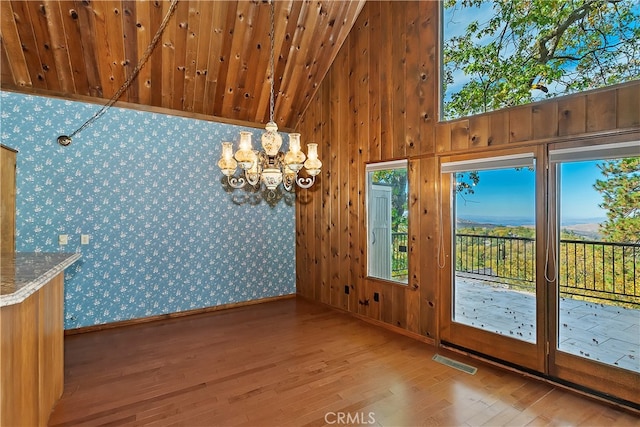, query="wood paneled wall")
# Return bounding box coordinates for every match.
[437,82,640,153]
[295,0,640,341]
[296,1,440,341]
